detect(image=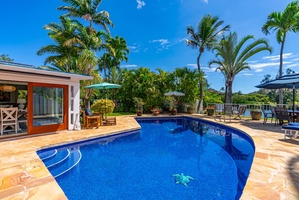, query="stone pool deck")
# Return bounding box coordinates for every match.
[0,115,298,199]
